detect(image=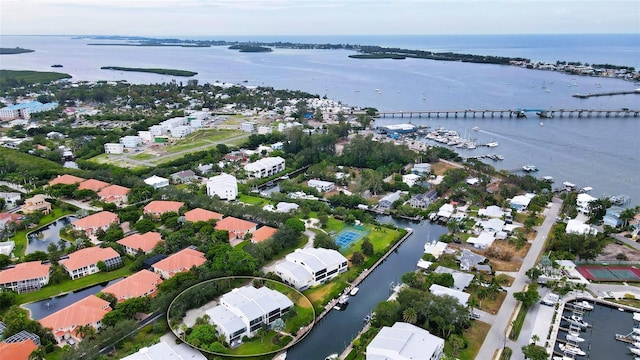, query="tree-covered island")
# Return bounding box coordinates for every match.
[100,67,198,77]
[0,47,35,55]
